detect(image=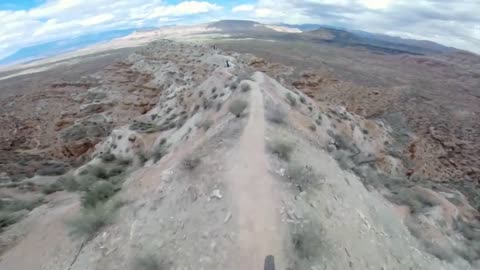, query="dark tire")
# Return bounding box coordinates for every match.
[264,255,275,270]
